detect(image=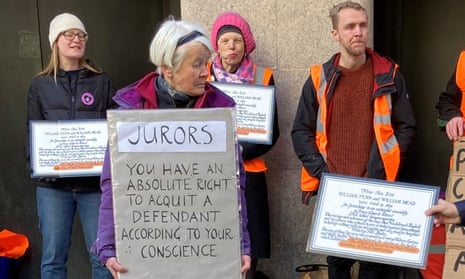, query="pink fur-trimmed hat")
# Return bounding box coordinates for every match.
[211,11,256,54]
